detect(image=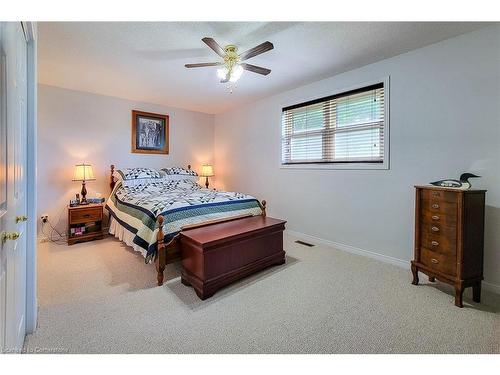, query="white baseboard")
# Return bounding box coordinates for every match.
[285,229,500,295]
[286,229,410,269]
[482,281,500,294]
